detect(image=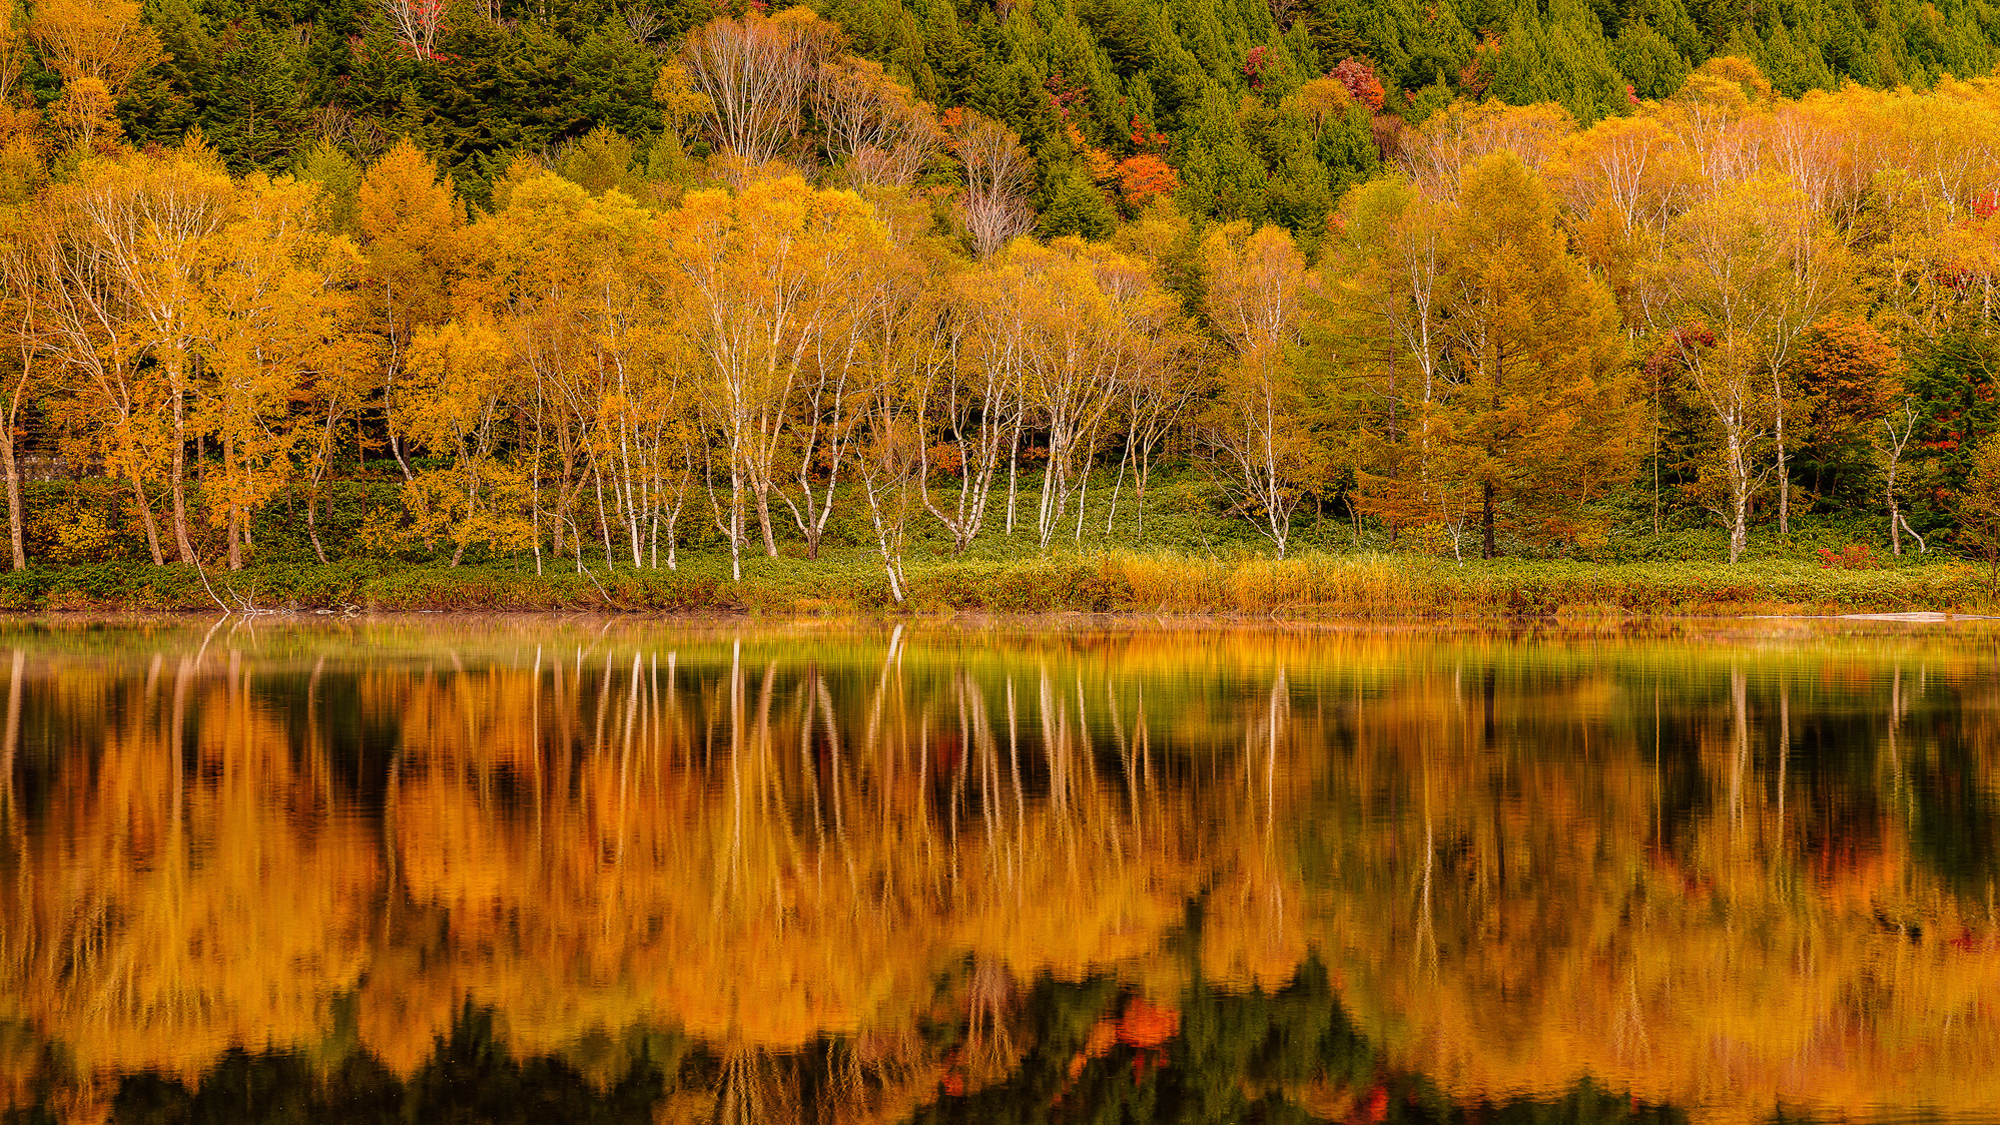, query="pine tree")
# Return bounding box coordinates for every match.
[202,22,309,171]
[114,0,209,147]
[1037,164,1118,238]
